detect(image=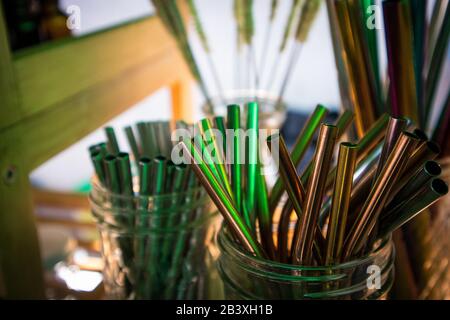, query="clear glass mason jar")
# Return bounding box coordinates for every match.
[217,227,395,300]
[89,181,222,300]
[202,91,287,130]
